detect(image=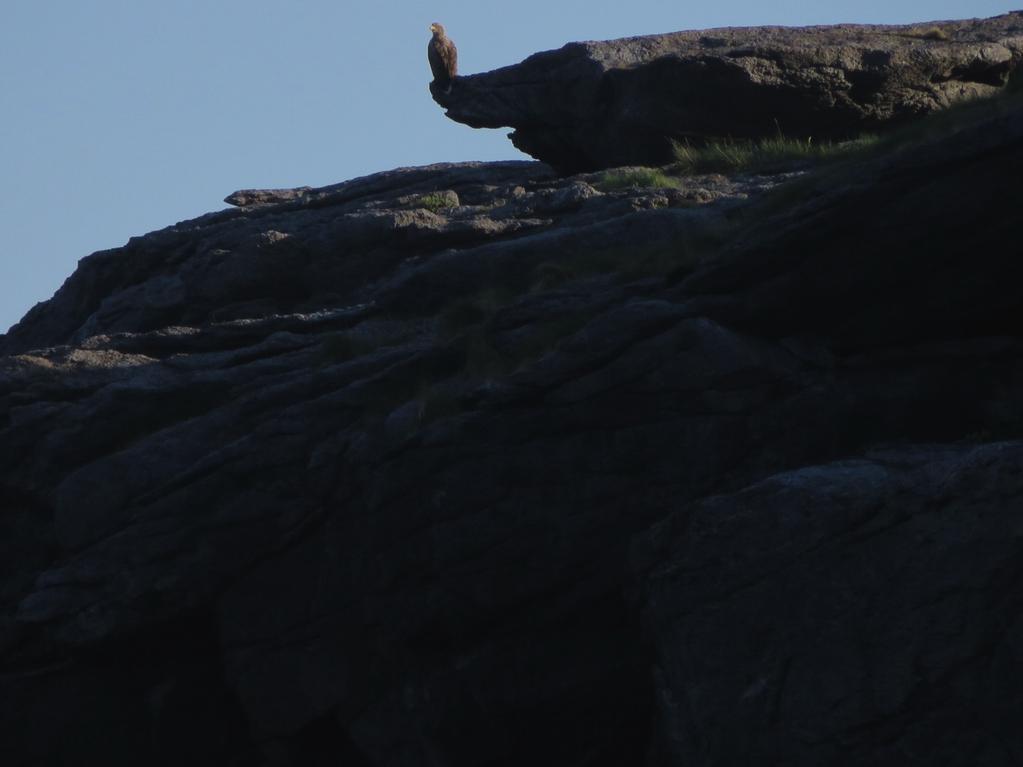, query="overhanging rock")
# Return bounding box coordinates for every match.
[432,12,1023,171]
